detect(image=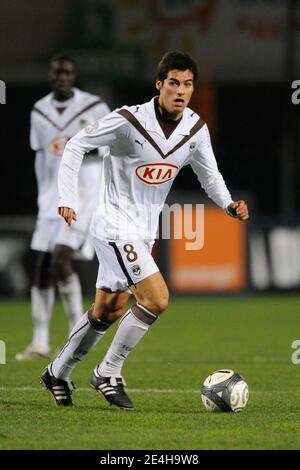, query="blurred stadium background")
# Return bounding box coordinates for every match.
[1,0,300,298]
[1,0,300,452]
